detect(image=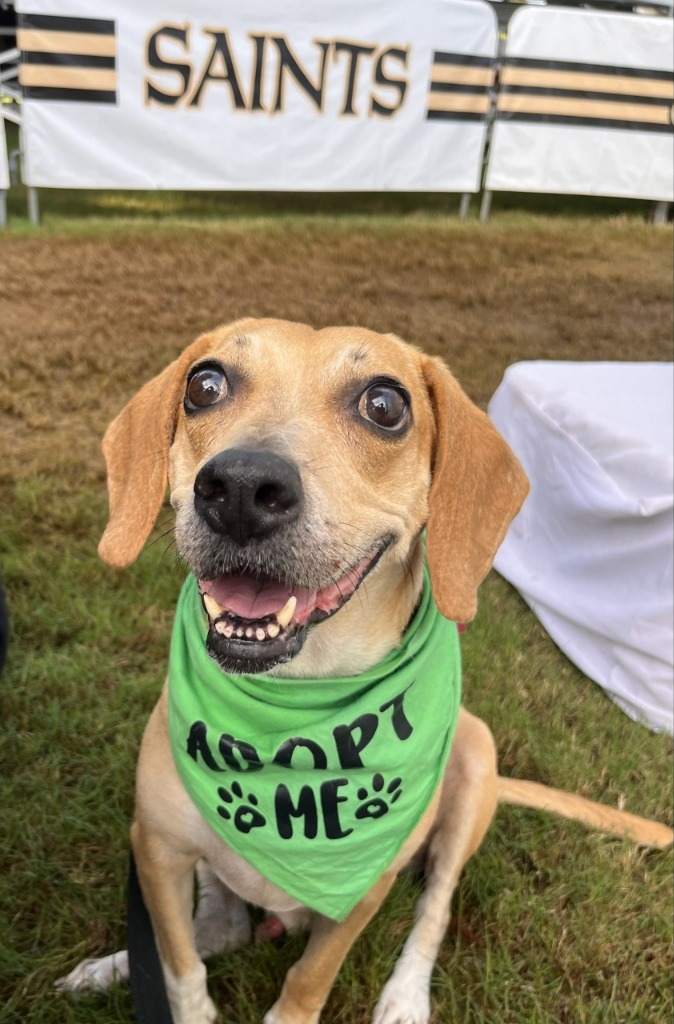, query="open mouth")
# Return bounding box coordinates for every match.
[198,539,390,673]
